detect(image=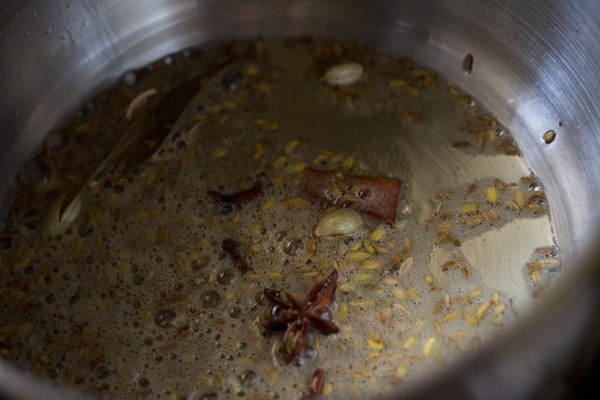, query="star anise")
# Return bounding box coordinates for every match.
[263,269,340,363]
